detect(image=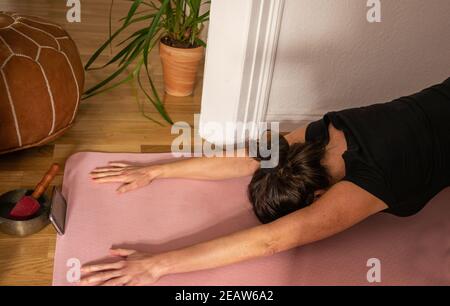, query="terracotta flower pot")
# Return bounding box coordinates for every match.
[159,40,204,97]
